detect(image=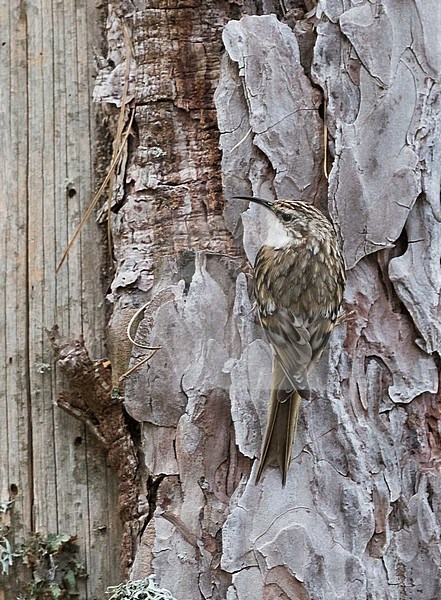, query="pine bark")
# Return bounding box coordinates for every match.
[2,1,437,599]
[96,1,440,598]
